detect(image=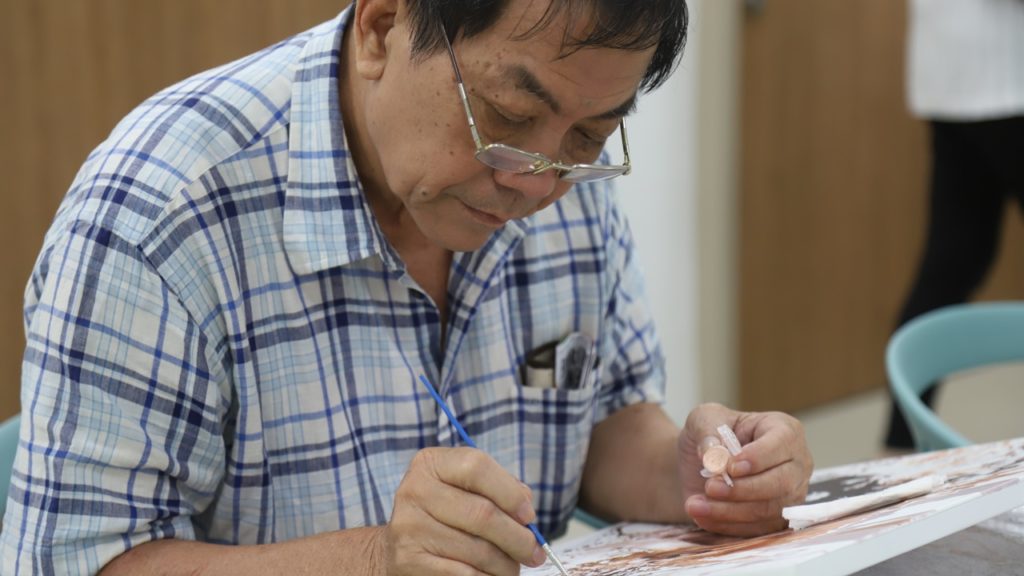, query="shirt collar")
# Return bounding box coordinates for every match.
[283,7,392,274]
